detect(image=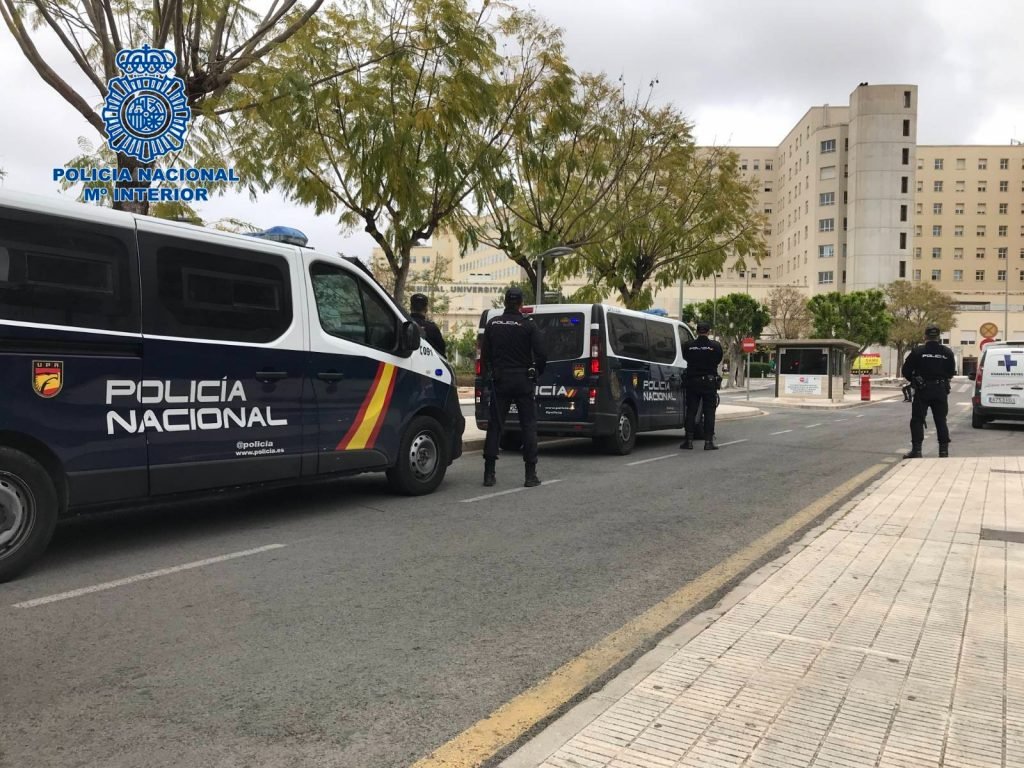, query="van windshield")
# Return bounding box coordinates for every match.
[531,312,586,361]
